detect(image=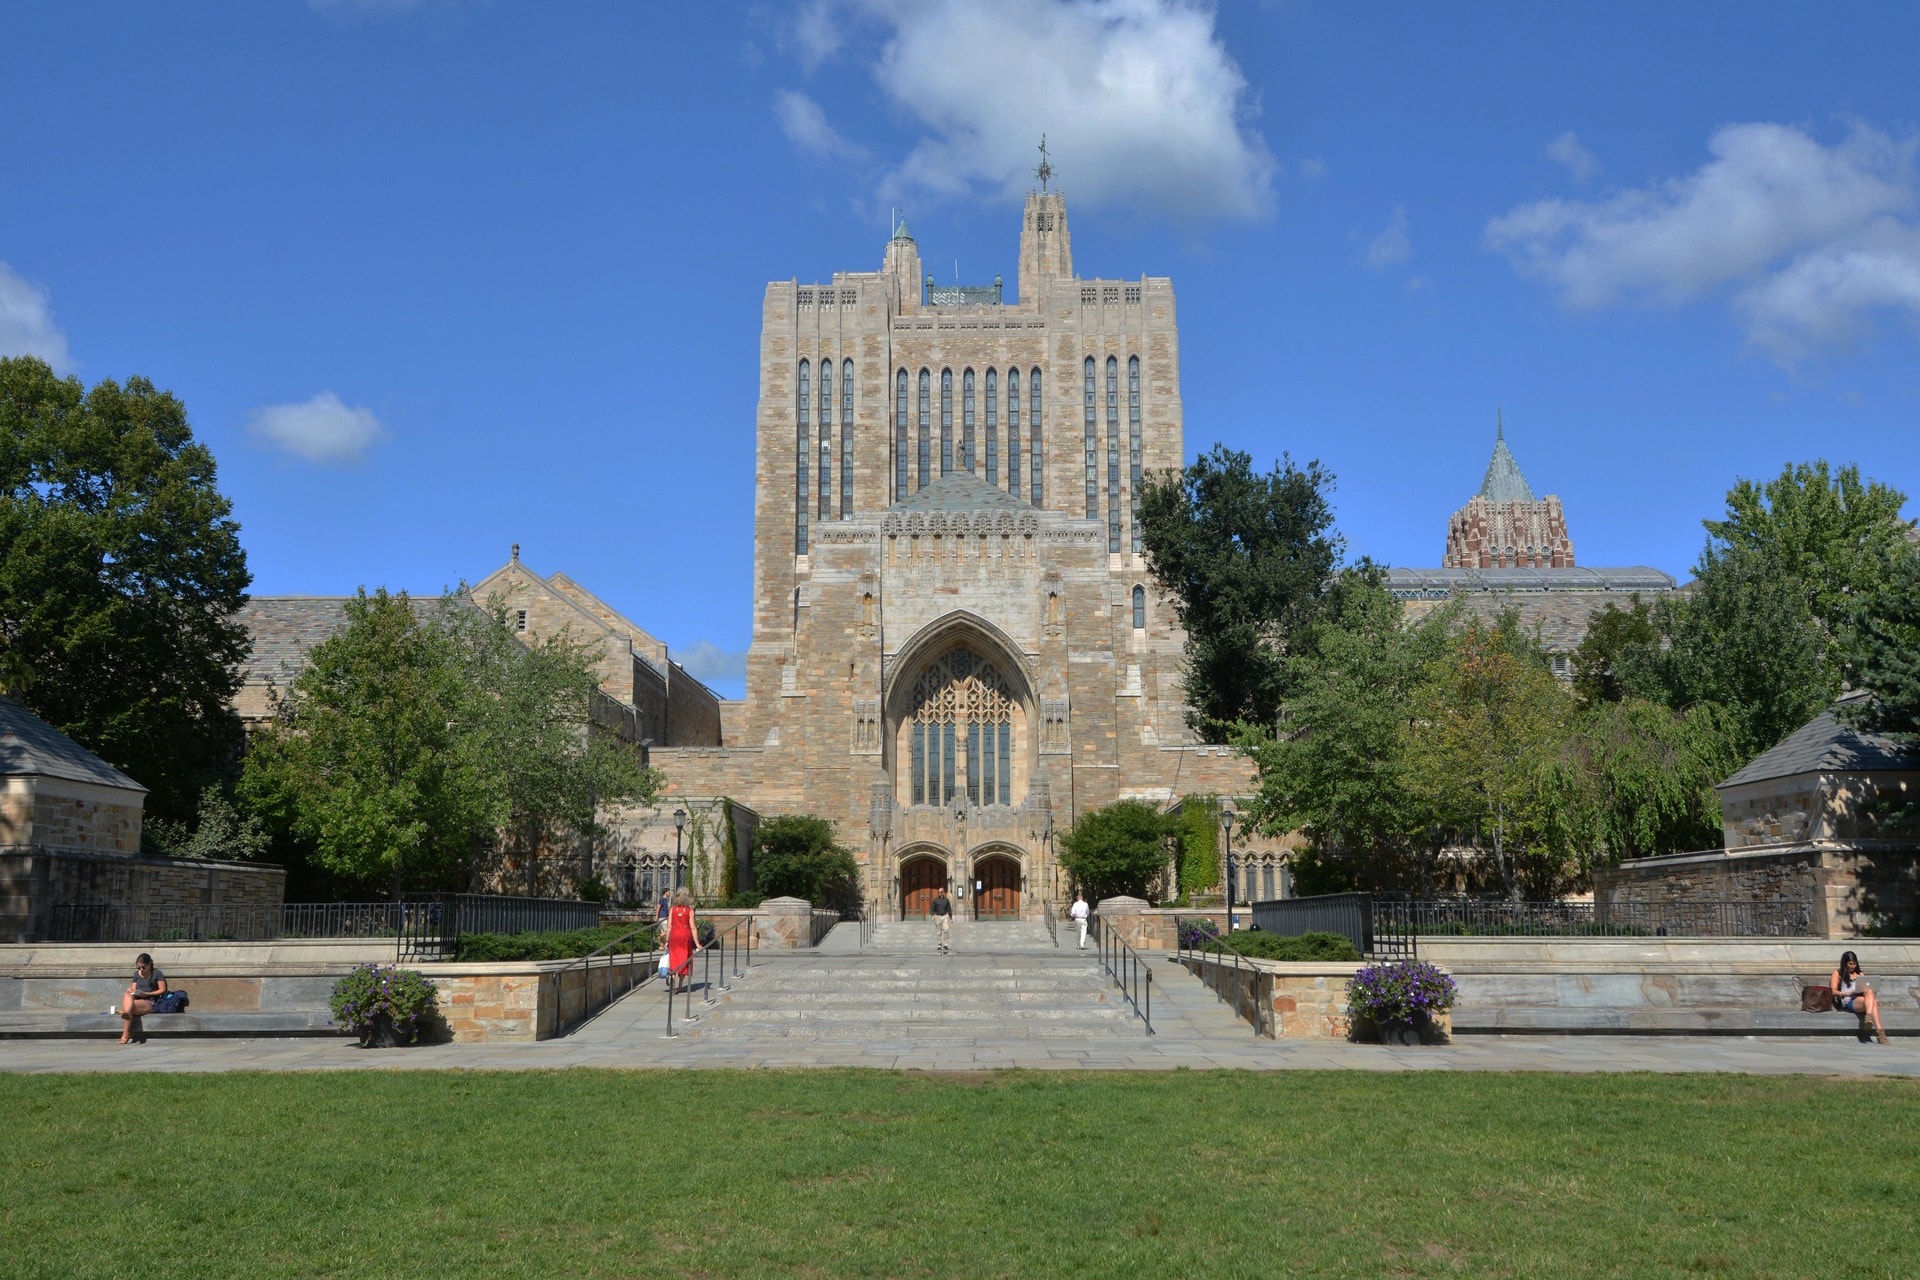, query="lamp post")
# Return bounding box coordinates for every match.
[1221,806,1237,932]
[673,808,687,890]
